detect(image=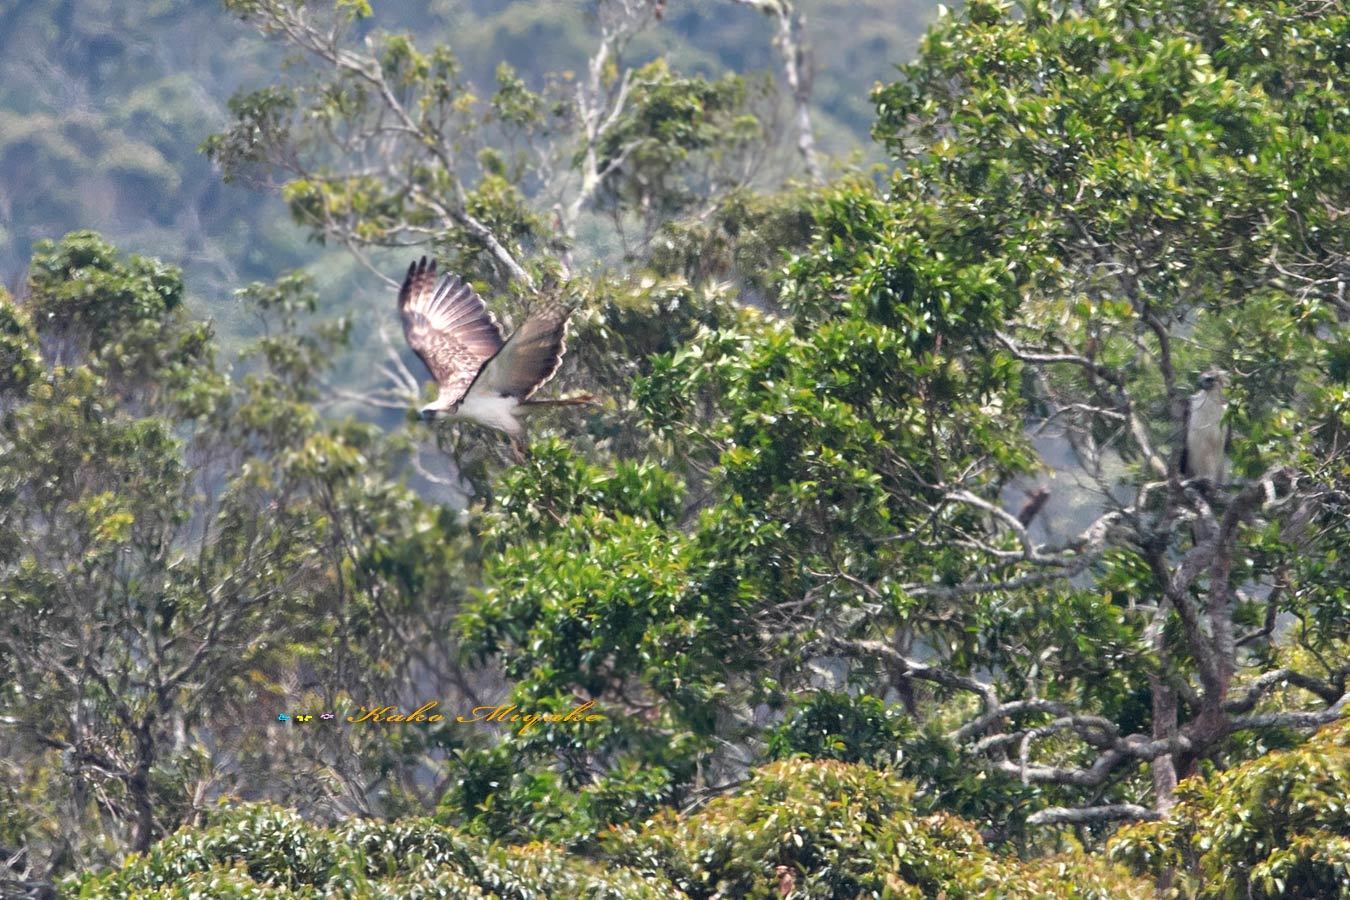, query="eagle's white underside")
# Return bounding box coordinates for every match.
[452,393,523,436]
[1186,389,1226,483]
